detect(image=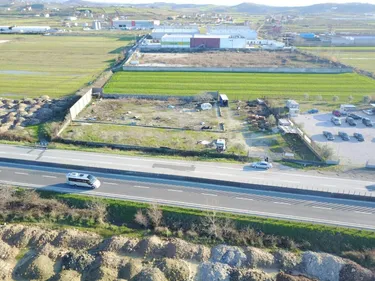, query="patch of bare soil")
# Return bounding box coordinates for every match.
[137,51,330,68]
